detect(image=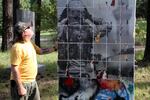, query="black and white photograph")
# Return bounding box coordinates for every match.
[57,0,135,99]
